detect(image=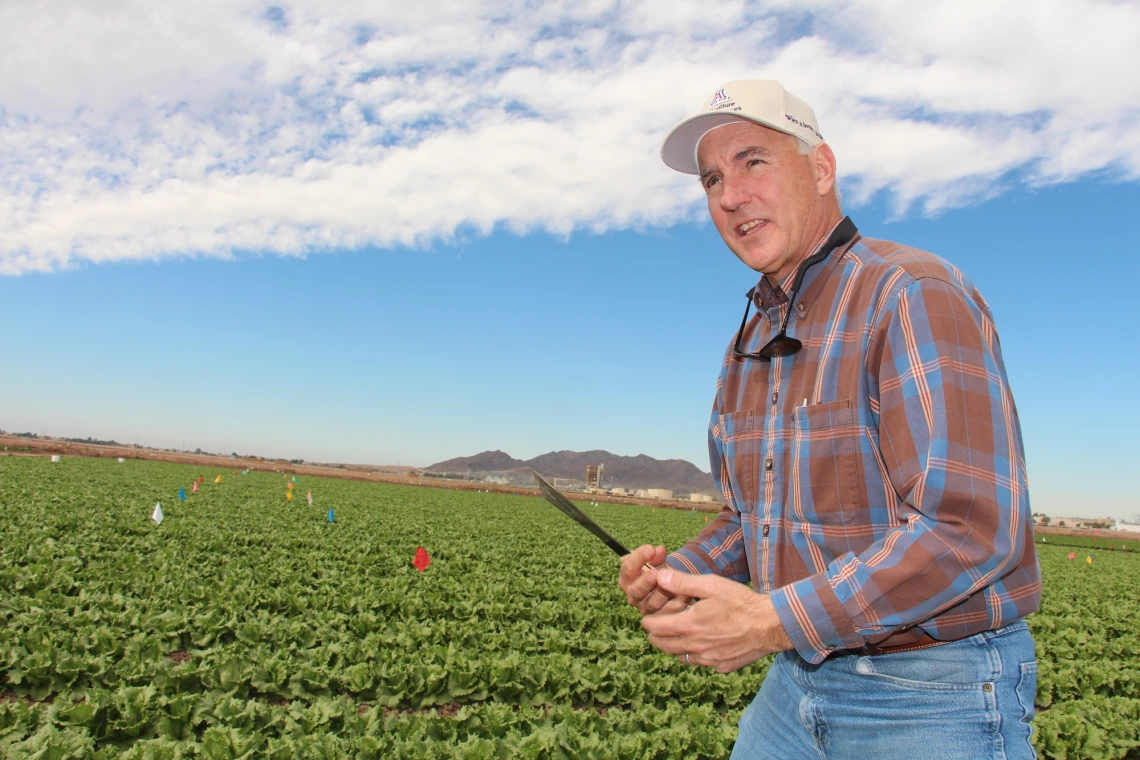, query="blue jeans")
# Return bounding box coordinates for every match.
[732,620,1038,760]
